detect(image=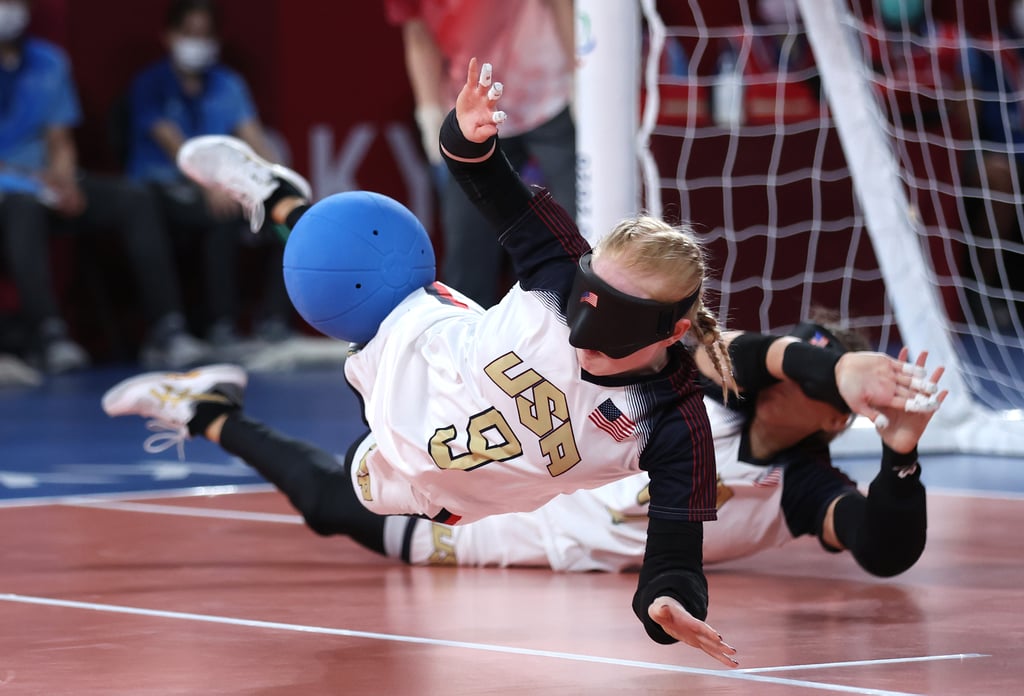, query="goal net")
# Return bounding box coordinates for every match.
[577,0,1024,454]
